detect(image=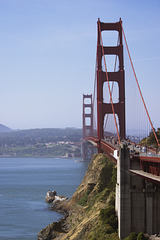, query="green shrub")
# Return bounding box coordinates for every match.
[98,158,115,192]
[108,215,118,229]
[78,190,90,206]
[124,232,149,240]
[100,206,118,231]
[108,196,115,206]
[124,232,138,240]
[106,224,115,234]
[129,232,138,240]
[100,206,115,222]
[111,167,117,185]
[137,232,148,240]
